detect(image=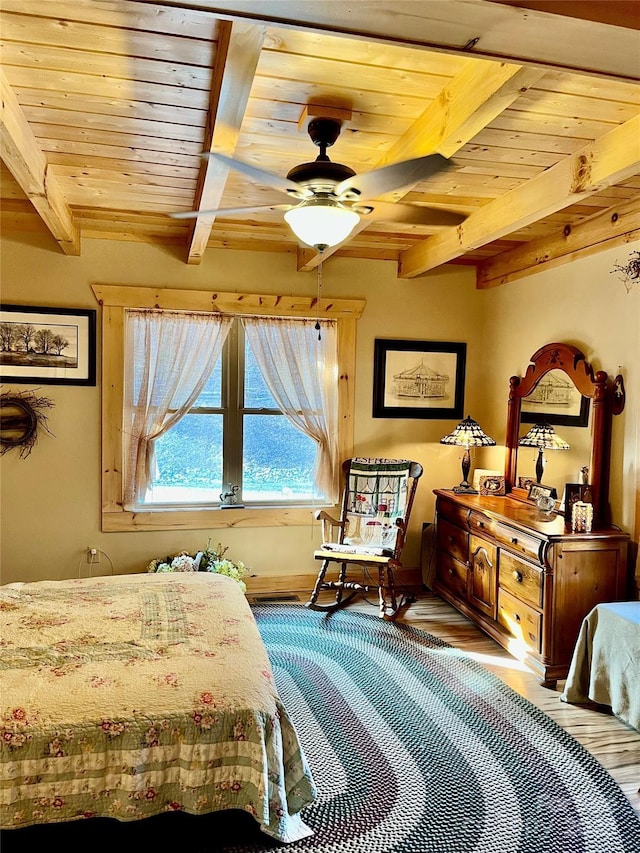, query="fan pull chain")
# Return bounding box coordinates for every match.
[315,257,323,341]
